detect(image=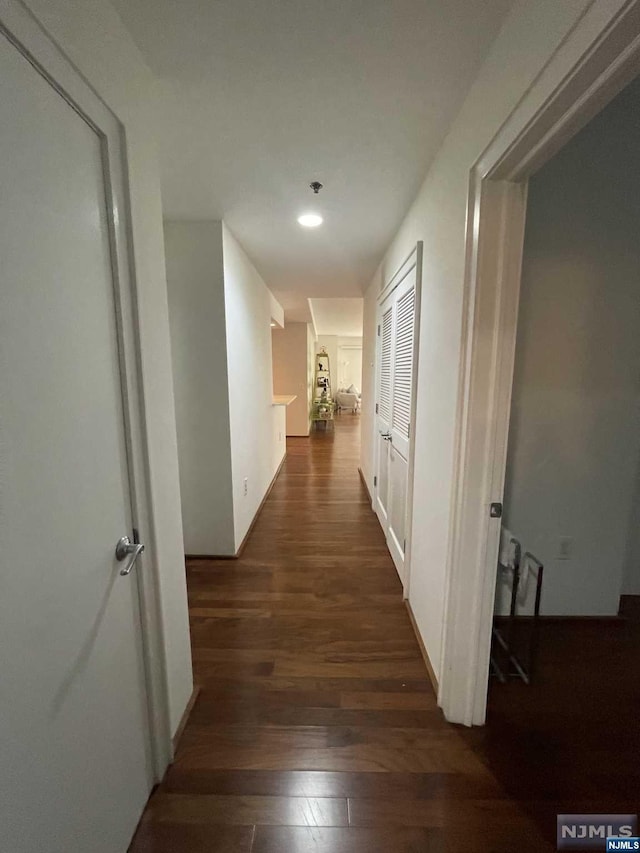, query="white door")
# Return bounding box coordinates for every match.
[0,28,152,853]
[374,256,419,585]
